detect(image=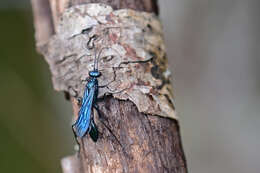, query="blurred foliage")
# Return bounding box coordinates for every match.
[0,9,73,173]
